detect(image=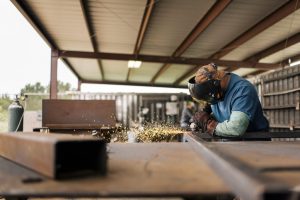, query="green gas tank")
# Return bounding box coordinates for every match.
[8,97,24,132]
